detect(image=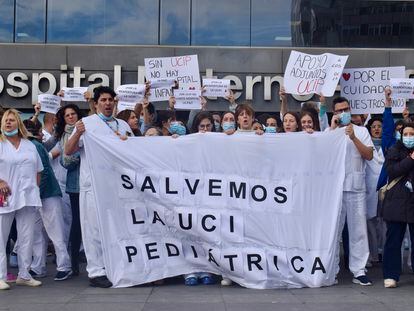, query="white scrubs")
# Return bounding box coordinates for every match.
[0,139,43,281]
[332,126,373,277]
[365,148,384,262]
[43,129,72,245]
[71,114,131,278]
